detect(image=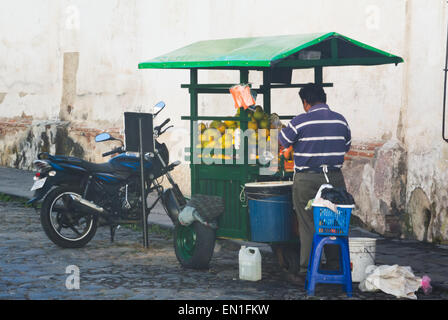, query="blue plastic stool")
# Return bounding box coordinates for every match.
[305,234,353,297]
